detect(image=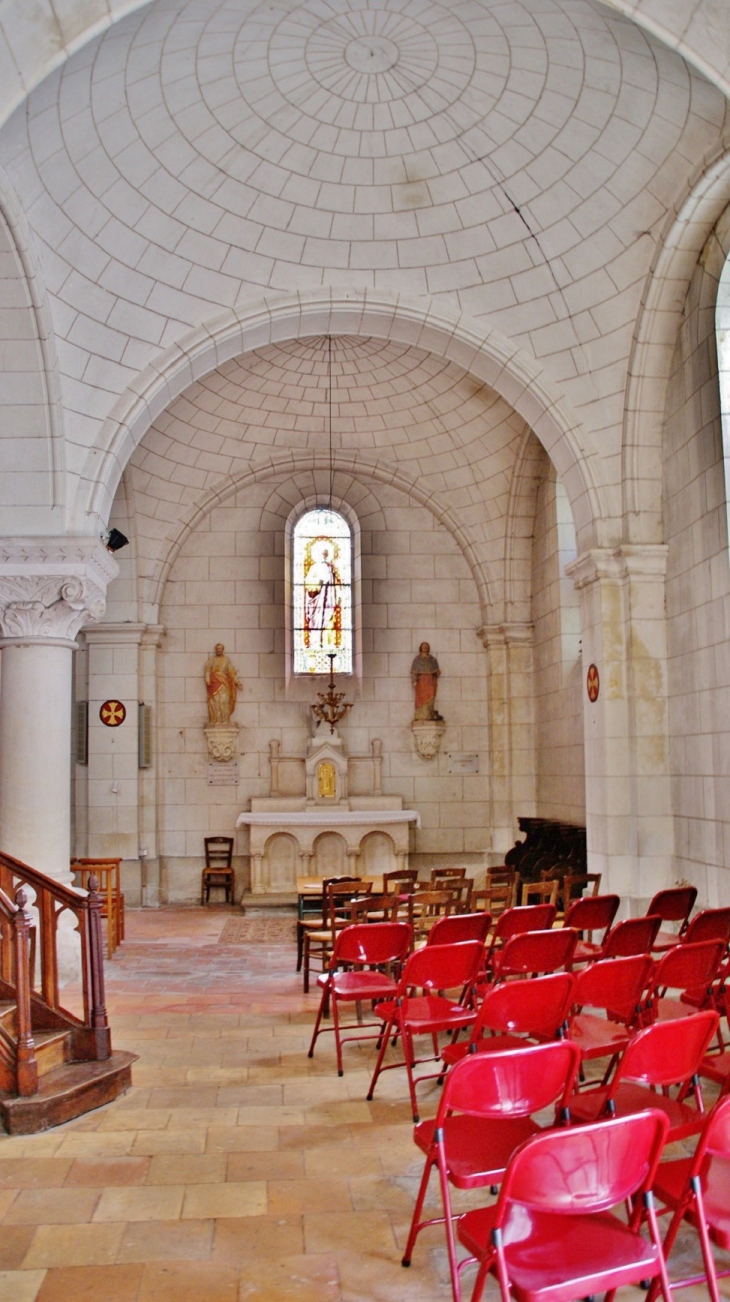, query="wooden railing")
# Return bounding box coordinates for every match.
[0,850,110,1097]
